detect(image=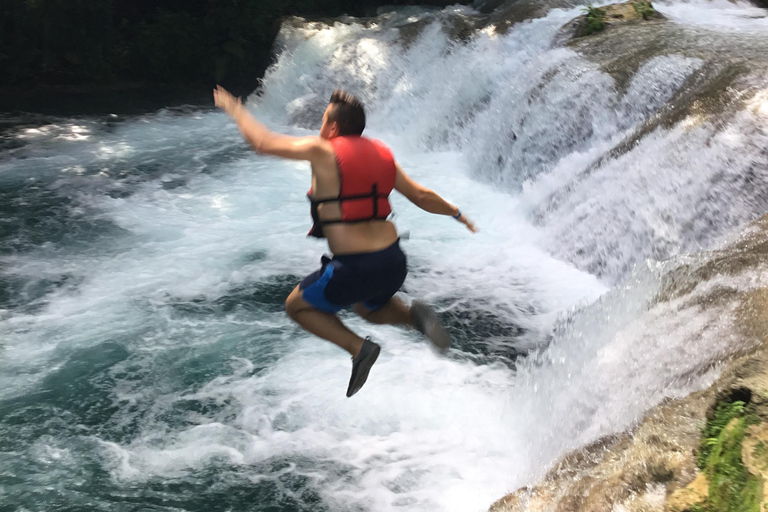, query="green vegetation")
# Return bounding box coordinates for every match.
[694,400,762,512]
[632,1,657,20]
[0,0,465,91]
[699,400,747,468]
[581,5,606,36]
